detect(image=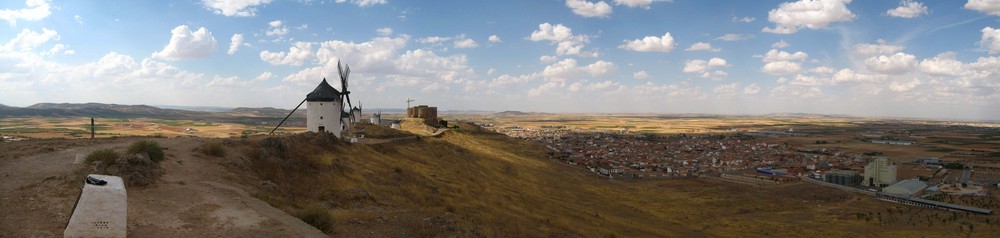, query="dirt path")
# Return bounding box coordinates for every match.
[0,138,326,237]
